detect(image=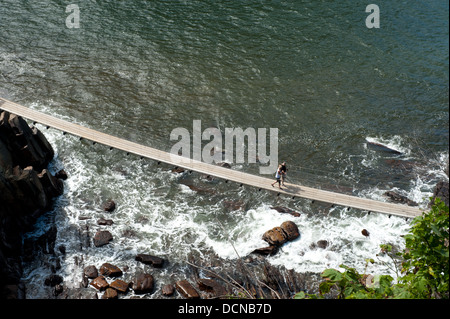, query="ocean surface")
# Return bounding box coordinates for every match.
[1,1,448,298]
